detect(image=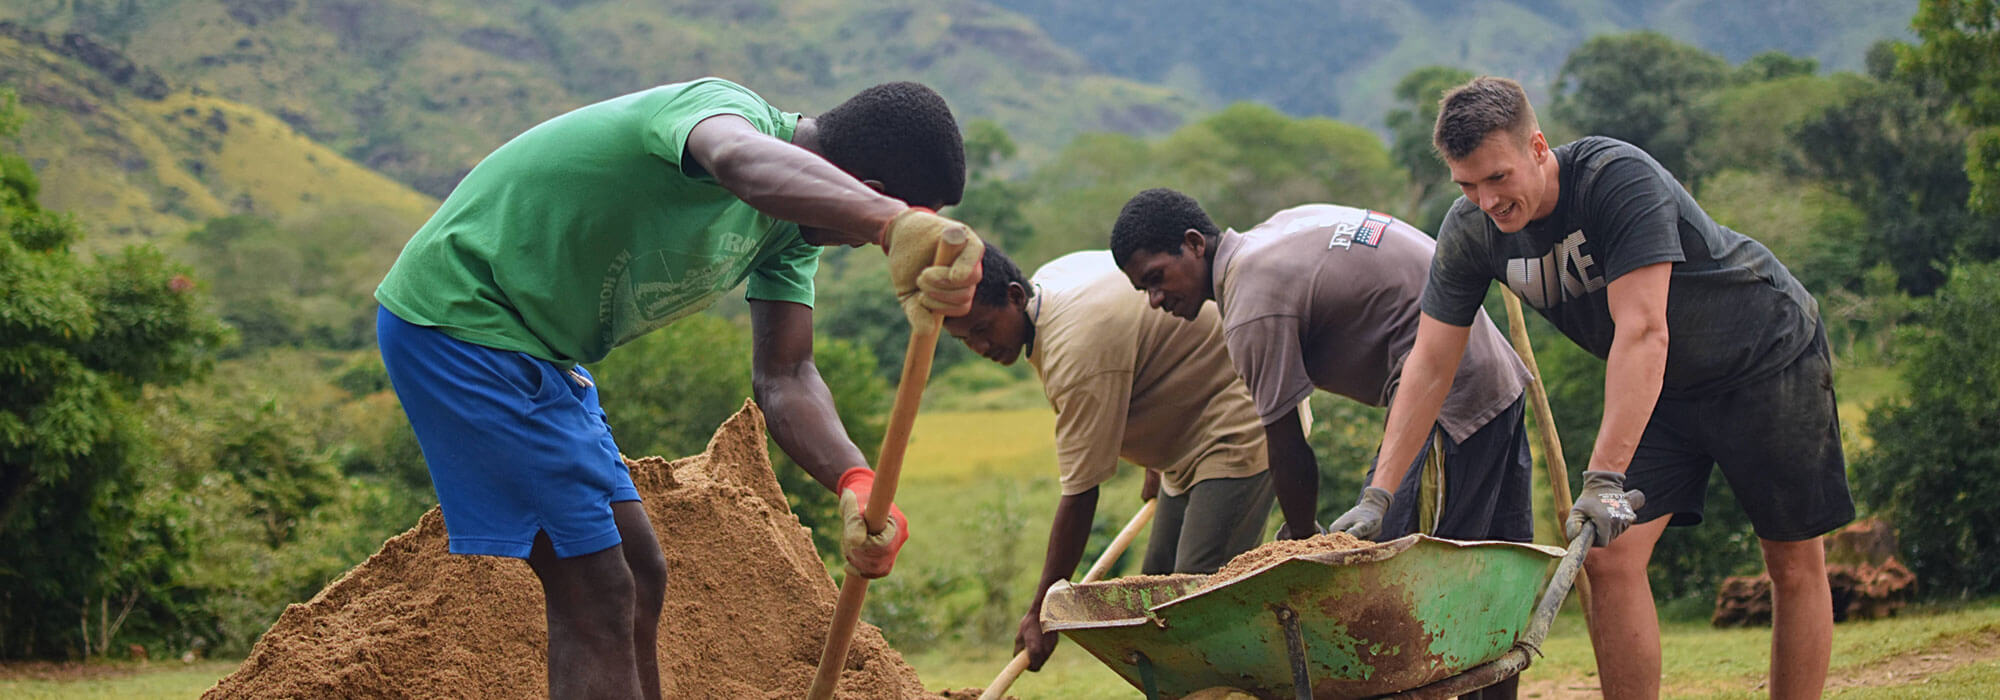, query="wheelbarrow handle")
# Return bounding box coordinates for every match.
[1521,522,1595,649]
